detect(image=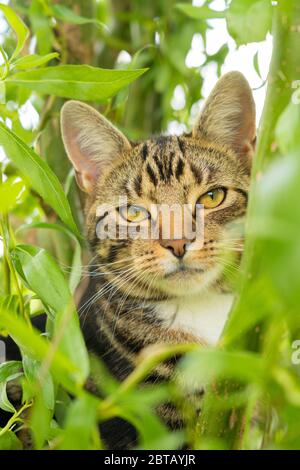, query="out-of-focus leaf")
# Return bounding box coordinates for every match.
[162,23,200,75]
[120,408,176,451]
[13,245,89,382]
[0,361,22,383]
[0,177,25,214]
[13,245,71,312]
[89,355,119,397]
[0,4,29,61]
[175,3,225,19]
[0,361,23,414]
[22,354,55,410]
[252,154,300,309]
[13,53,59,71]
[29,390,52,449]
[177,349,265,392]
[275,102,300,154]
[58,395,101,450]
[54,305,89,384]
[0,382,16,413]
[0,309,83,393]
[51,4,106,28]
[6,65,148,102]
[137,417,185,451]
[0,296,23,320]
[0,82,5,104]
[0,122,80,237]
[29,0,53,56]
[54,387,72,426]
[0,430,22,450]
[226,0,272,45]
